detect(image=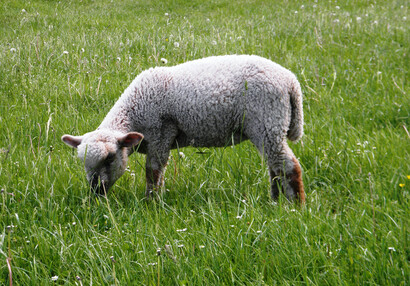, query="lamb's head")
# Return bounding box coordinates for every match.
[61,130,143,194]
